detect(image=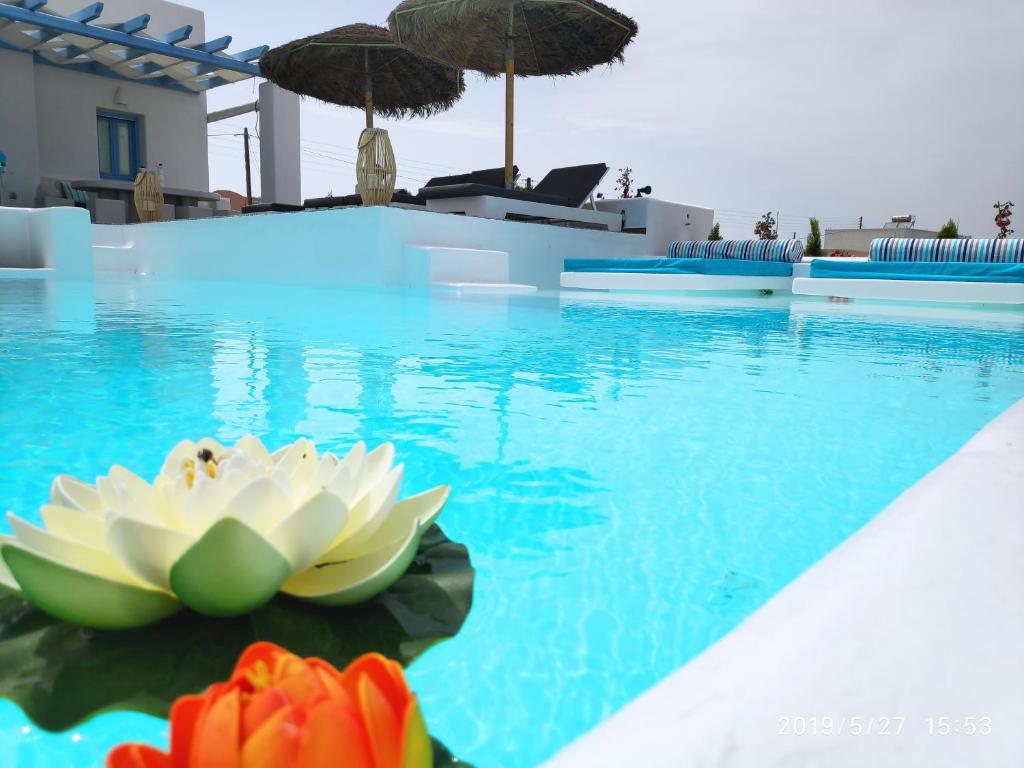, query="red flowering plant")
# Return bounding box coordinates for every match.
[994,201,1015,239]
